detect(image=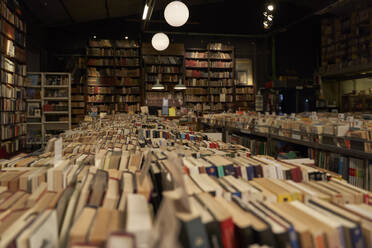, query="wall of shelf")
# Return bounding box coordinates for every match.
[86,39,141,114]
[142,43,185,109]
[184,43,235,113]
[0,0,27,158]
